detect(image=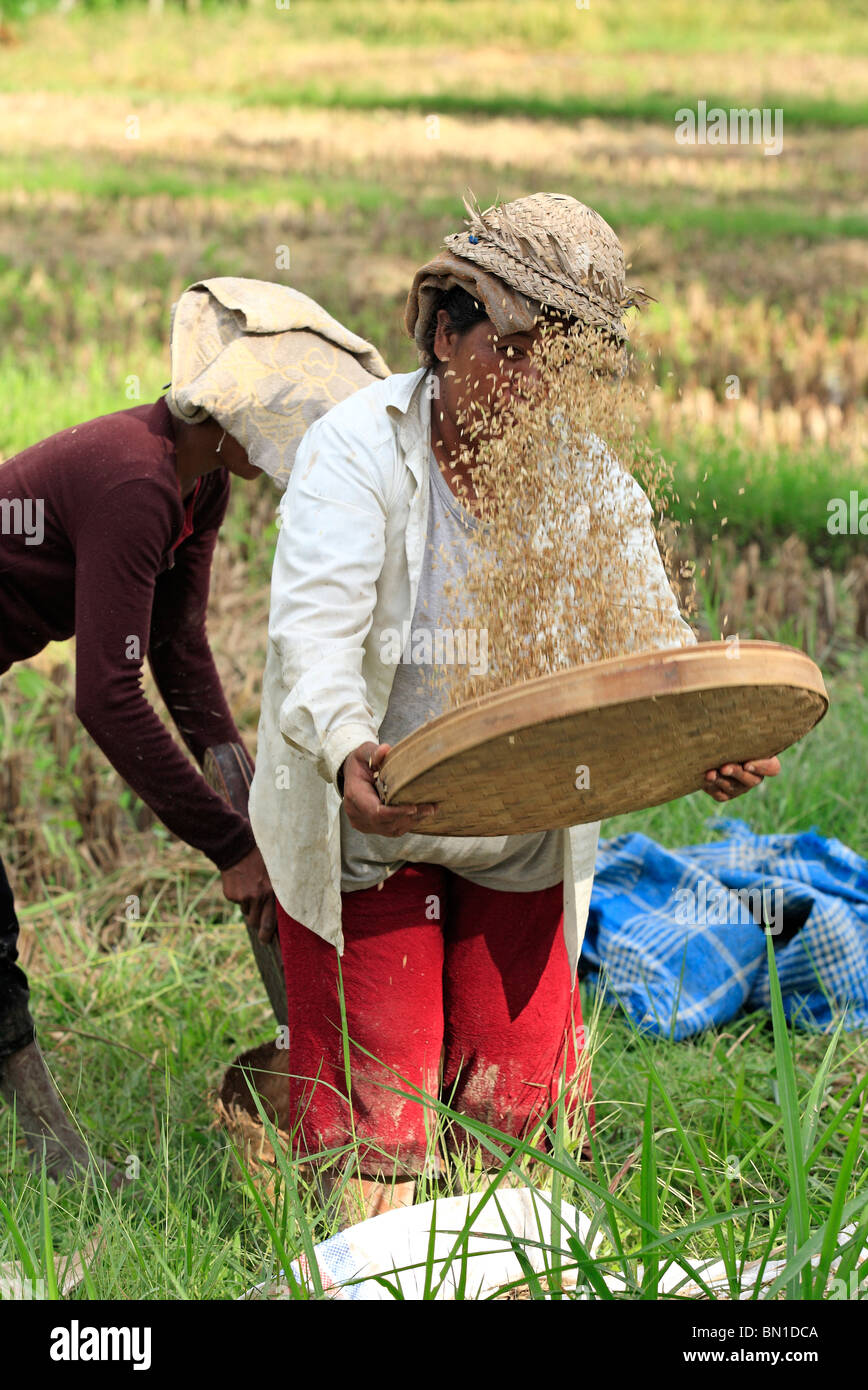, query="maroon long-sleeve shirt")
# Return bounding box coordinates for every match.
[0,399,257,870]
